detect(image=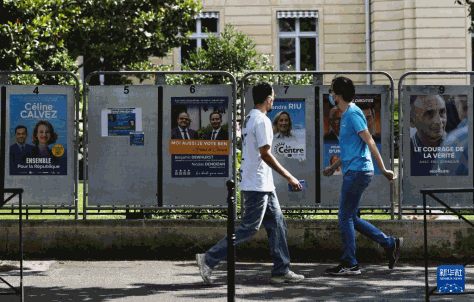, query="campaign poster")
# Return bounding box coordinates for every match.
[130,131,144,146]
[322,93,382,175]
[266,98,306,161]
[9,94,68,175]
[410,94,468,176]
[169,97,230,178]
[101,108,142,136]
